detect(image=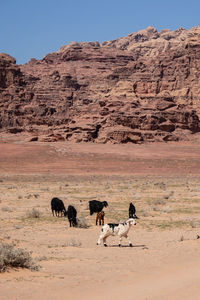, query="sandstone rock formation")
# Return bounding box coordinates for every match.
[0,26,200,143]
